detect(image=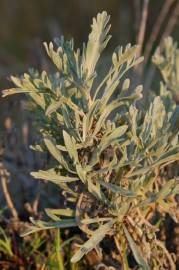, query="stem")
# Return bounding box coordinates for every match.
[136,0,149,58]
[55,228,64,270]
[159,1,179,49]
[0,165,18,220]
[133,0,141,36]
[155,240,176,270]
[114,231,132,270]
[134,0,149,78]
[144,1,179,91]
[144,0,174,65]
